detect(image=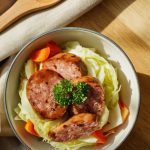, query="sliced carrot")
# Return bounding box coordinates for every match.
[25,120,39,137]
[92,130,107,144]
[31,47,50,62]
[119,100,129,122]
[47,40,61,57]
